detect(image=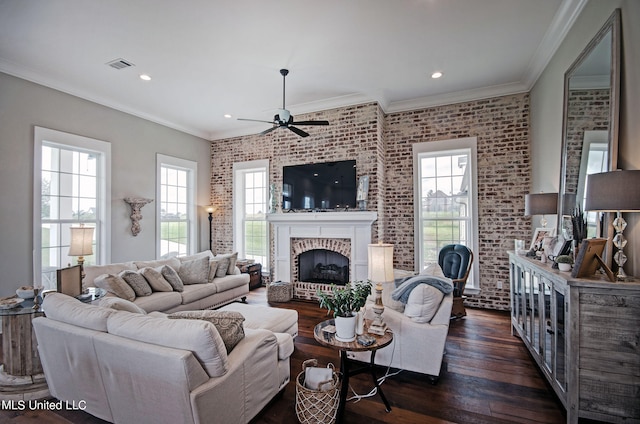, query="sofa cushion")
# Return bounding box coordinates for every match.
[219,303,298,336]
[274,332,294,360]
[99,297,147,314]
[169,310,245,353]
[404,284,445,323]
[140,267,173,292]
[83,261,137,288]
[178,256,210,284]
[107,311,229,378]
[133,291,182,312]
[213,273,249,292]
[119,270,153,297]
[381,282,406,313]
[134,257,181,271]
[43,293,115,332]
[179,282,218,305]
[94,274,136,301]
[160,265,184,292]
